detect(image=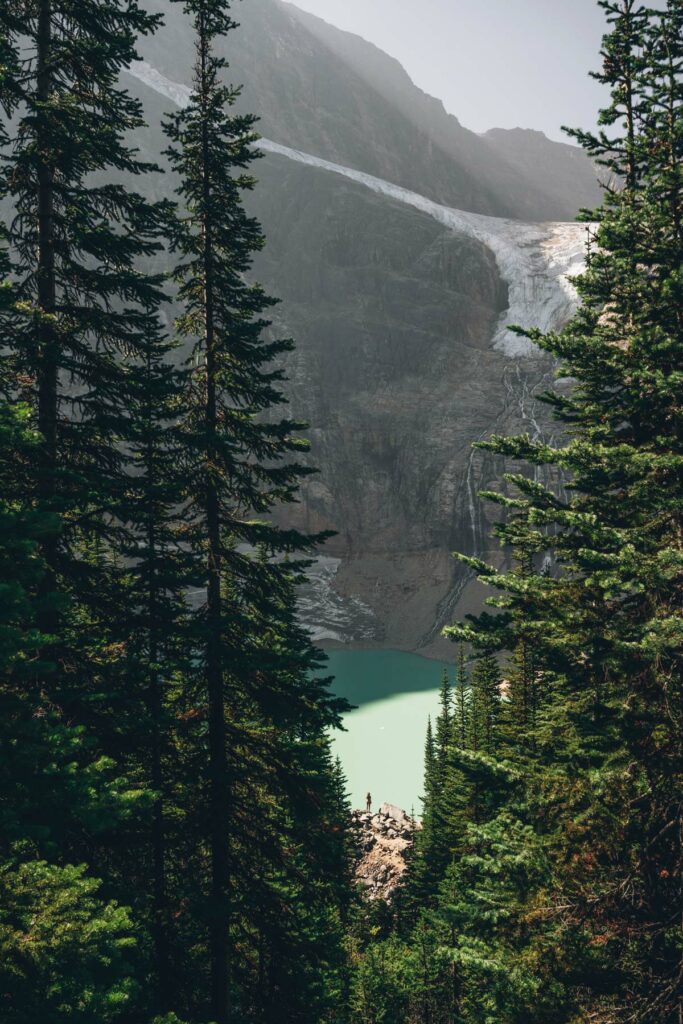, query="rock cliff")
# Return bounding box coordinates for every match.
[137,0,601,222]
